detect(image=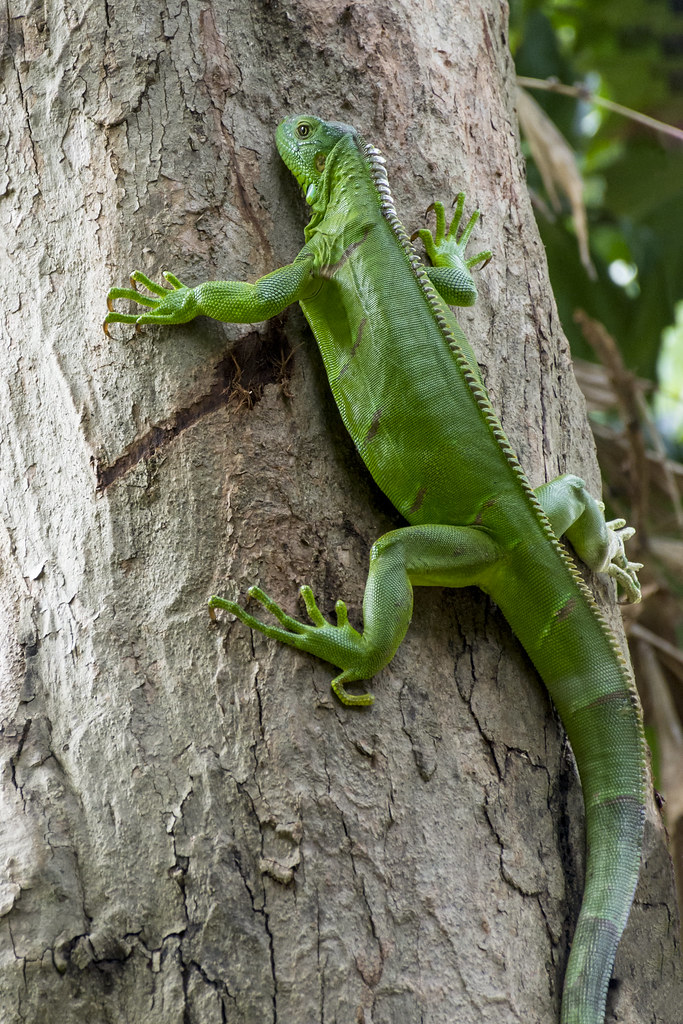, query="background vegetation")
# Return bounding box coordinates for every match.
[512,0,683,914]
[513,0,683,390]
